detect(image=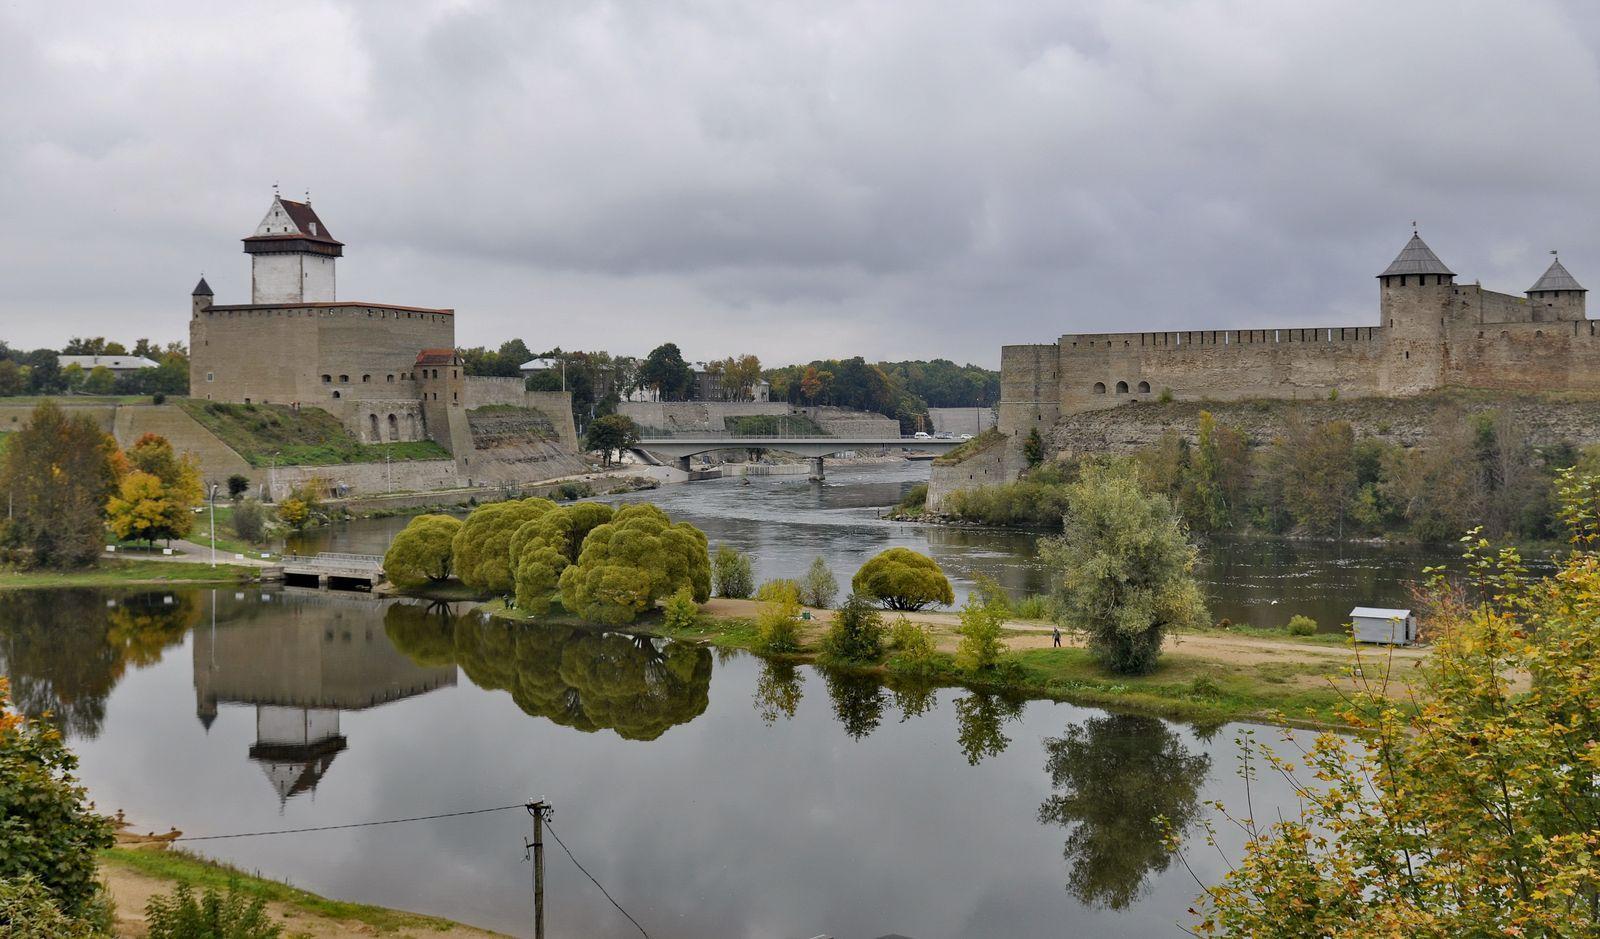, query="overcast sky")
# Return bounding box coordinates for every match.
[4,1,1600,367]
